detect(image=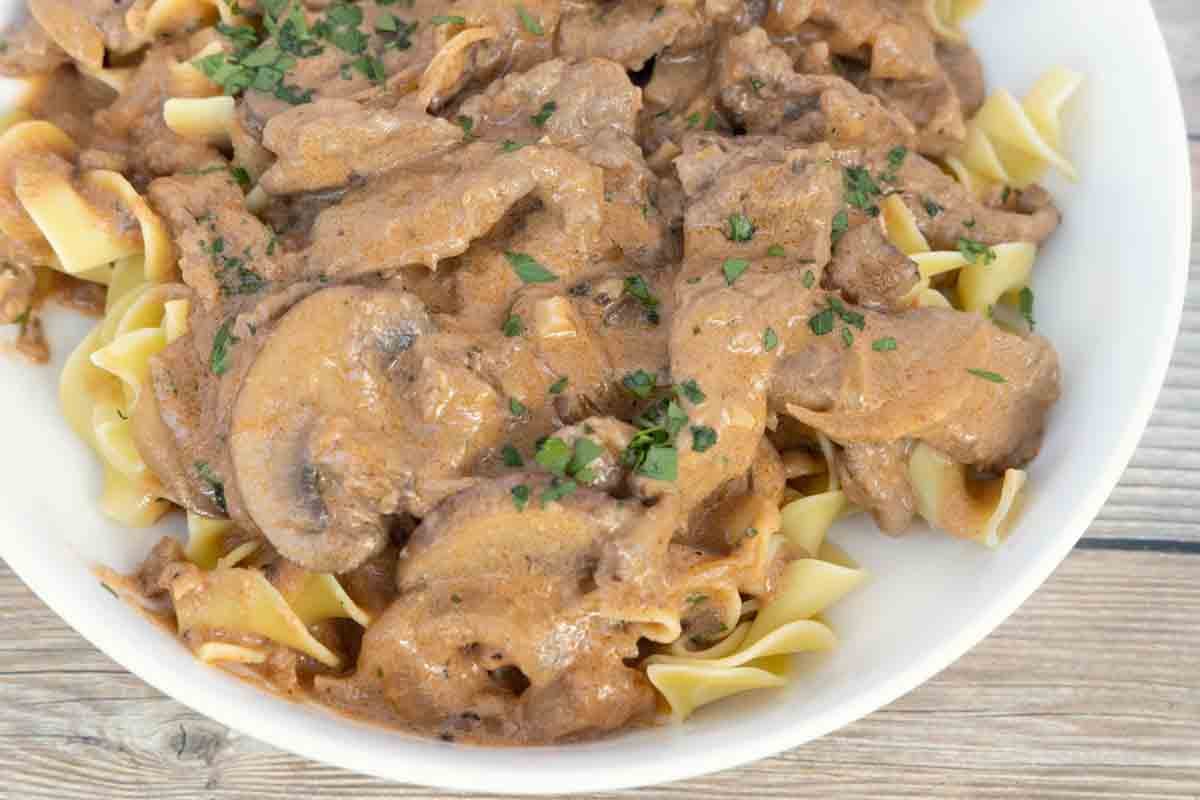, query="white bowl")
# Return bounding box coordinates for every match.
[0,0,1191,793]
